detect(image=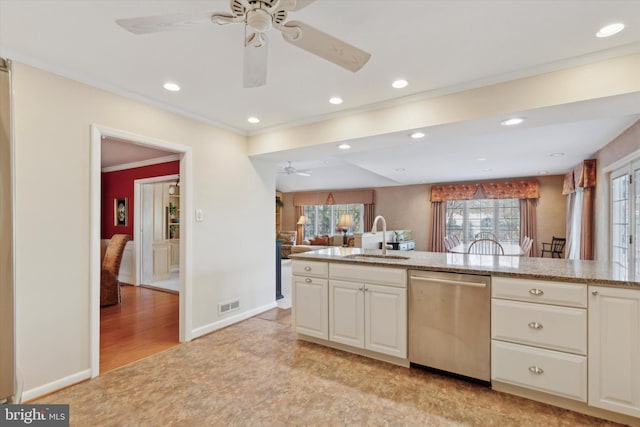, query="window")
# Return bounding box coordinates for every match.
[445,199,520,243]
[609,161,640,276]
[302,204,364,239]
